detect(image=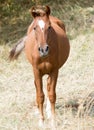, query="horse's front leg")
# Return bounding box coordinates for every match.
[33,68,44,127]
[46,70,58,128]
